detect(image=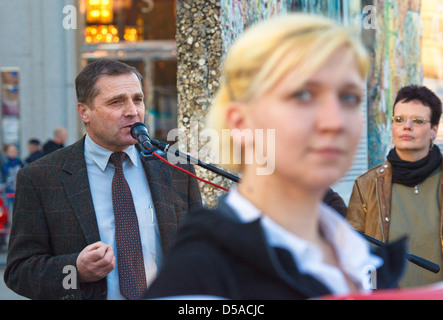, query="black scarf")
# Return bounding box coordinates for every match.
[386,145,442,187]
